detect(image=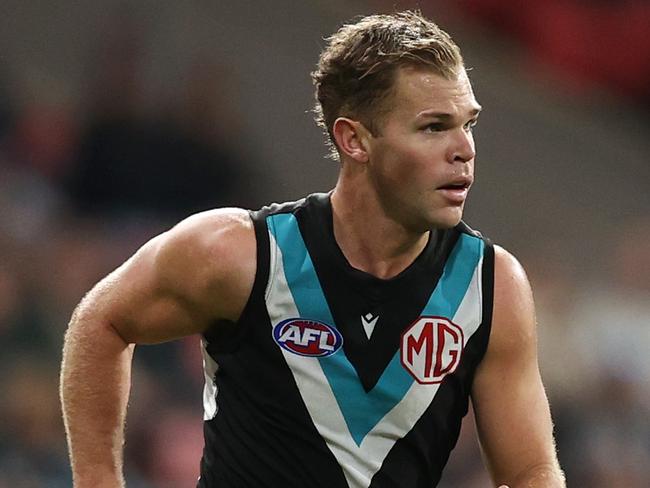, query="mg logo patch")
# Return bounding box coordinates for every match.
[273,318,343,357]
[400,316,464,384]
